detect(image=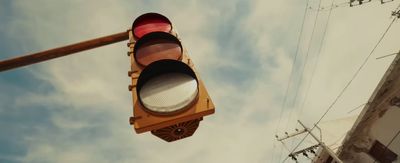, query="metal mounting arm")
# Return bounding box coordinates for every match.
[0,31,129,72]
